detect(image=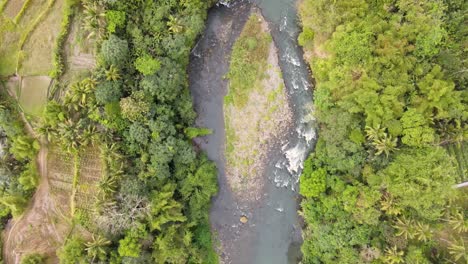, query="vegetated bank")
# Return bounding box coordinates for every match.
[2,0,221,263]
[224,11,292,200]
[298,0,467,263]
[0,90,40,263]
